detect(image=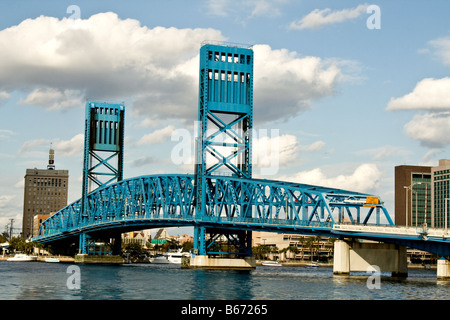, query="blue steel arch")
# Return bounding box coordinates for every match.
[34,174,450,257]
[36,174,387,239]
